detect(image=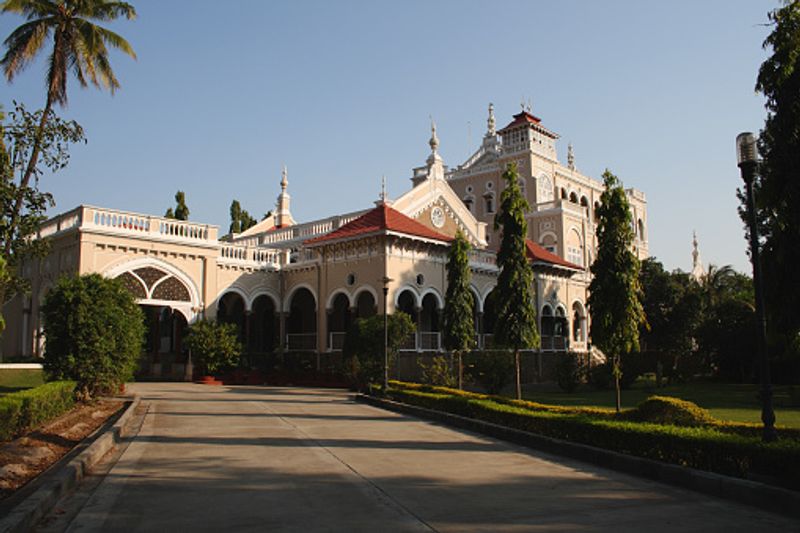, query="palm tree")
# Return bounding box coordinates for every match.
[701,264,737,309]
[0,0,136,255]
